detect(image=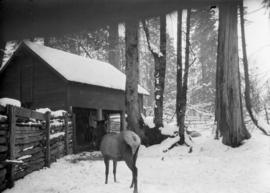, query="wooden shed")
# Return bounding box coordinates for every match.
[0,41,149,152]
